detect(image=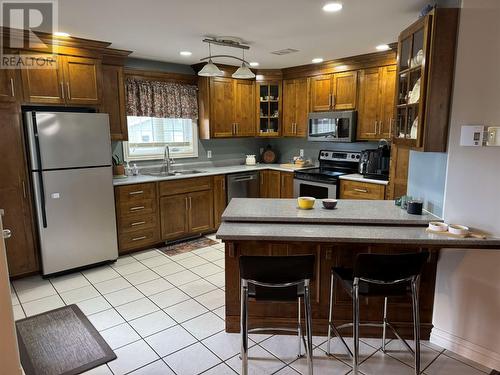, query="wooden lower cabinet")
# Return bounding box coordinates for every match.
[213,175,227,228]
[280,172,294,198]
[160,194,189,240]
[261,170,295,198]
[189,190,214,233]
[0,103,38,276]
[386,144,410,200]
[339,180,386,200]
